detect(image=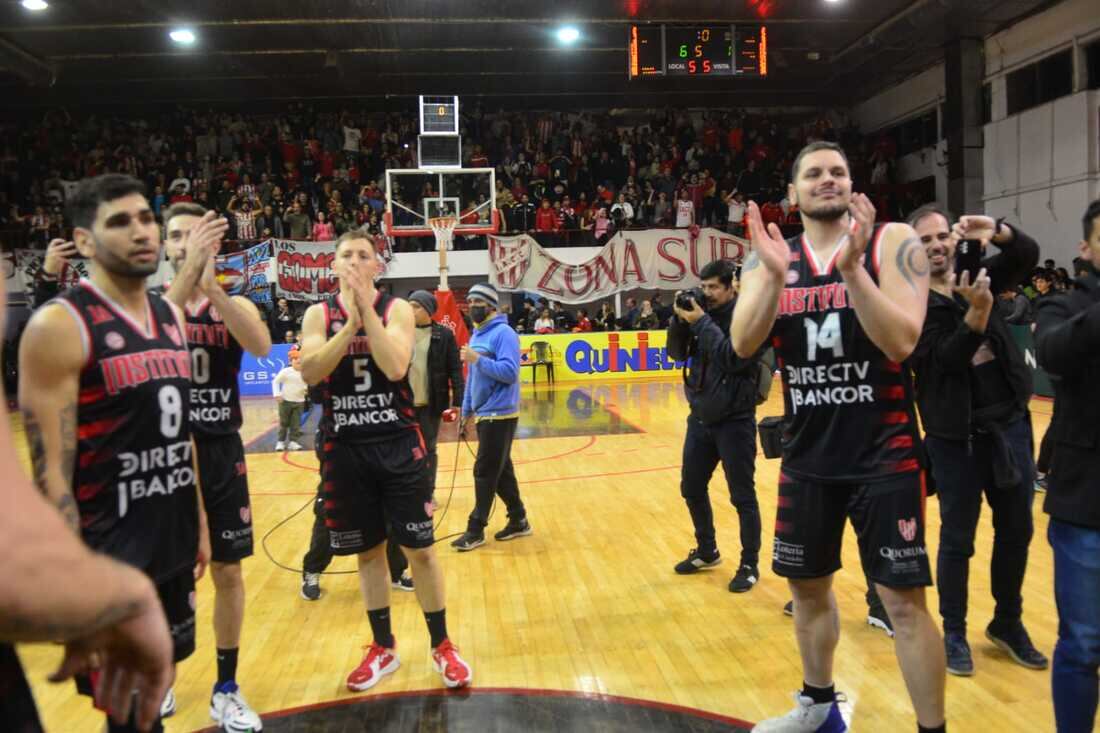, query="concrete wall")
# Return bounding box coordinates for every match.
[850,0,1100,265]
